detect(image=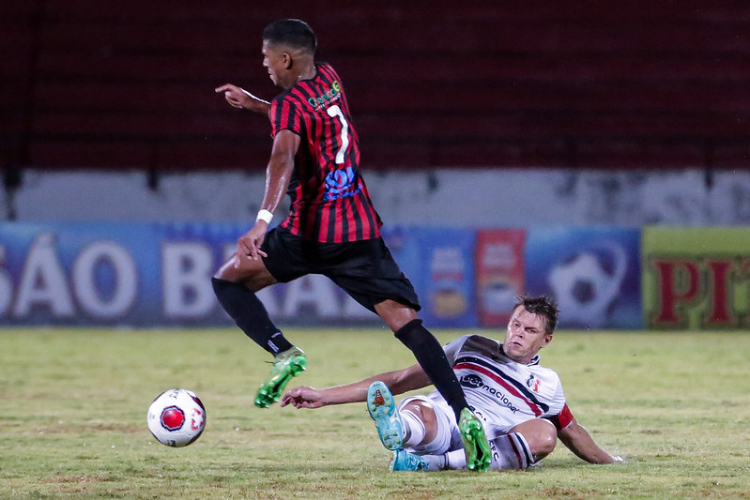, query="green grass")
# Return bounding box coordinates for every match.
[1,328,749,499]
